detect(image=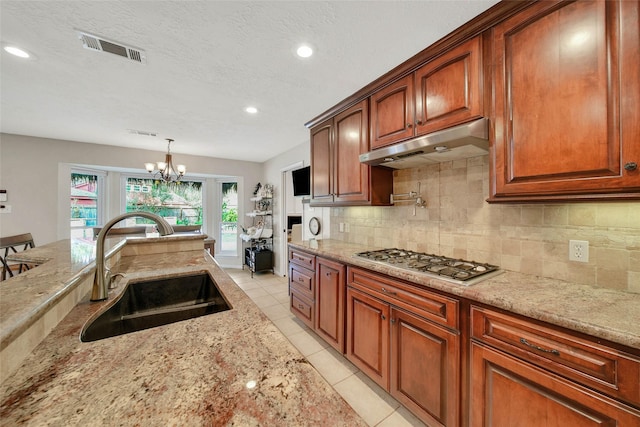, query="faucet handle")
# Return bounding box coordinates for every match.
[106,268,126,289]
